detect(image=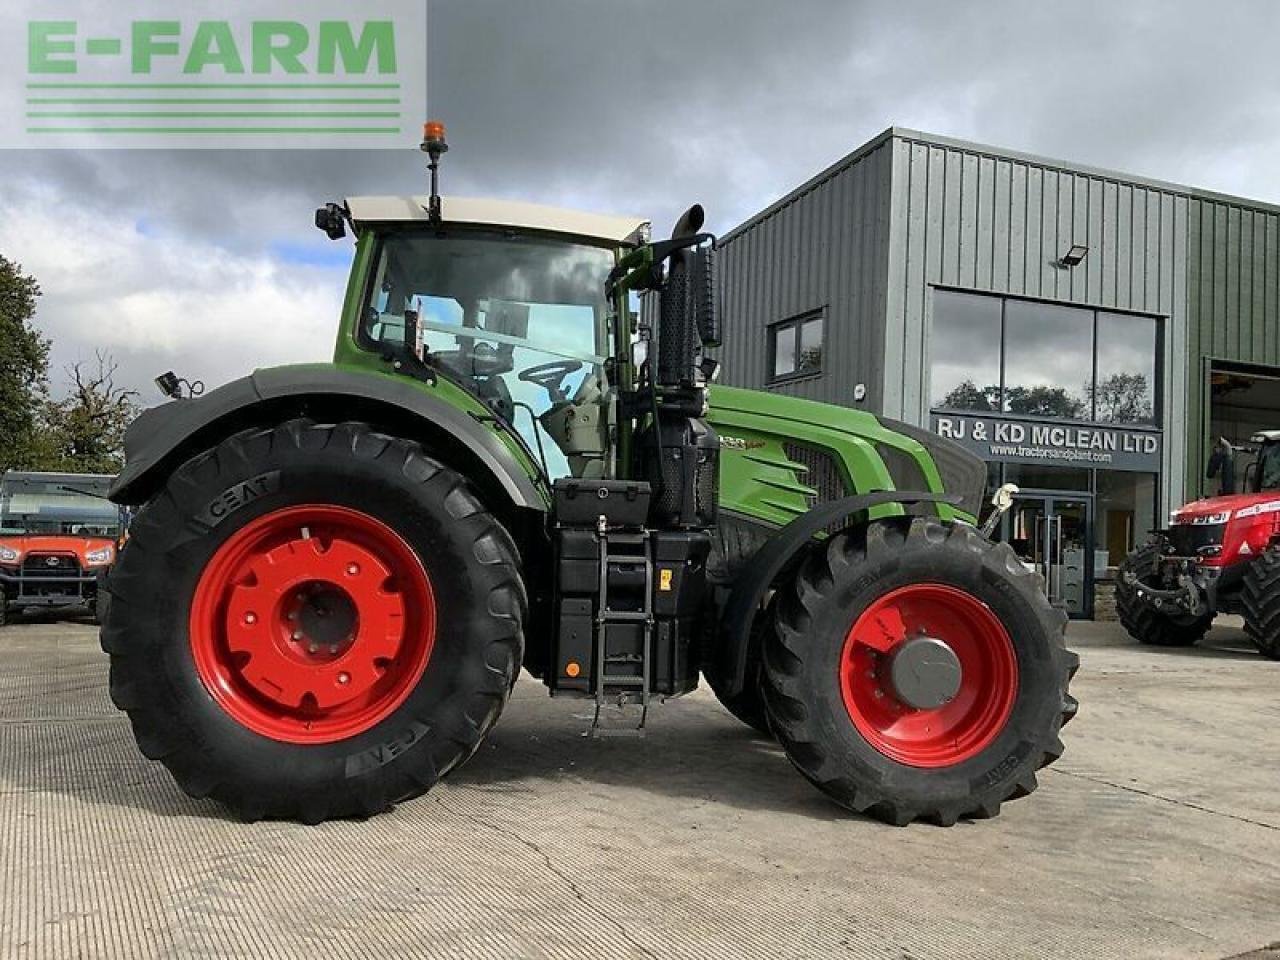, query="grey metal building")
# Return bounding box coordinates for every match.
[717,127,1280,617]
